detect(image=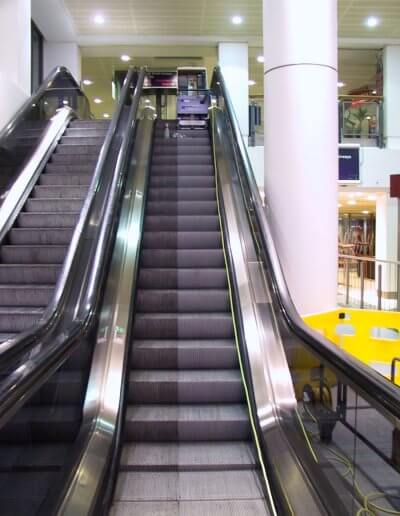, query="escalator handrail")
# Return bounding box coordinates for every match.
[211,66,400,422]
[0,68,140,367]
[0,70,145,435]
[0,66,85,143]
